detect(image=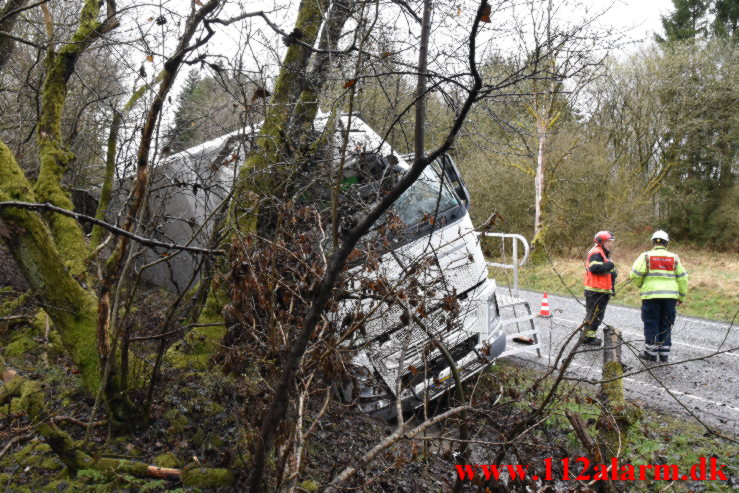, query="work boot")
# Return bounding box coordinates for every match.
[637,351,657,362]
[583,336,602,346]
[659,355,669,363]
